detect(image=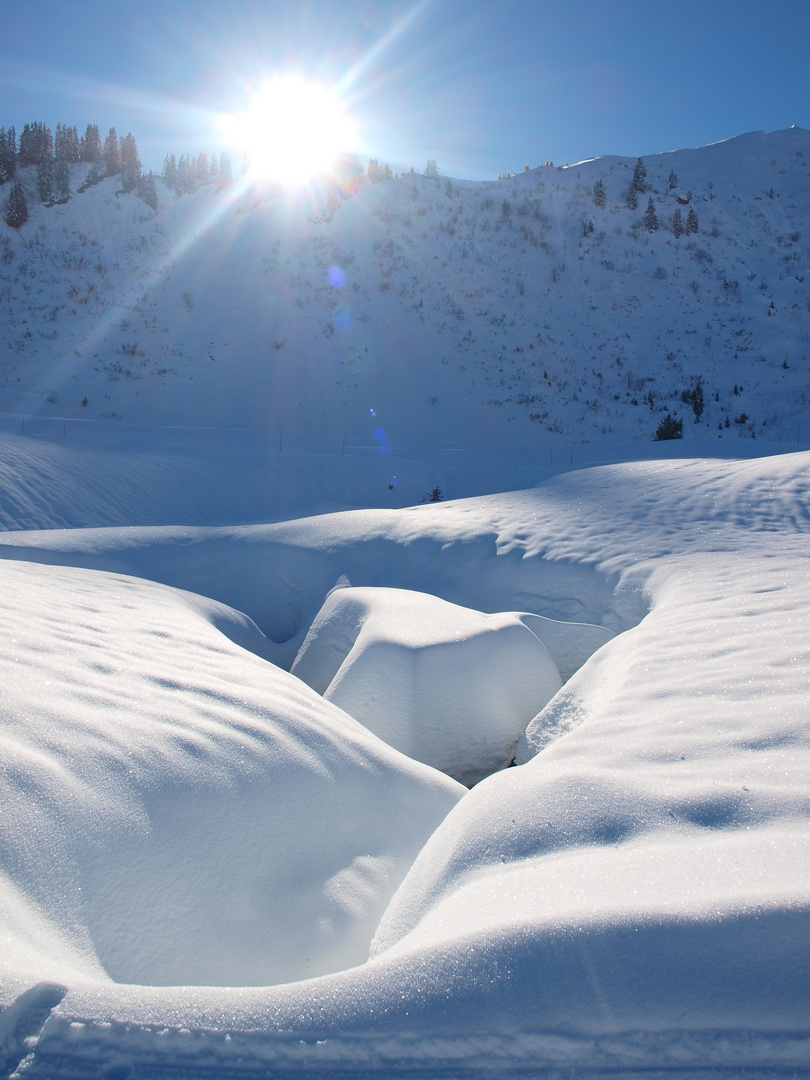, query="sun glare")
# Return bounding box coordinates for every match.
[223,75,356,186]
